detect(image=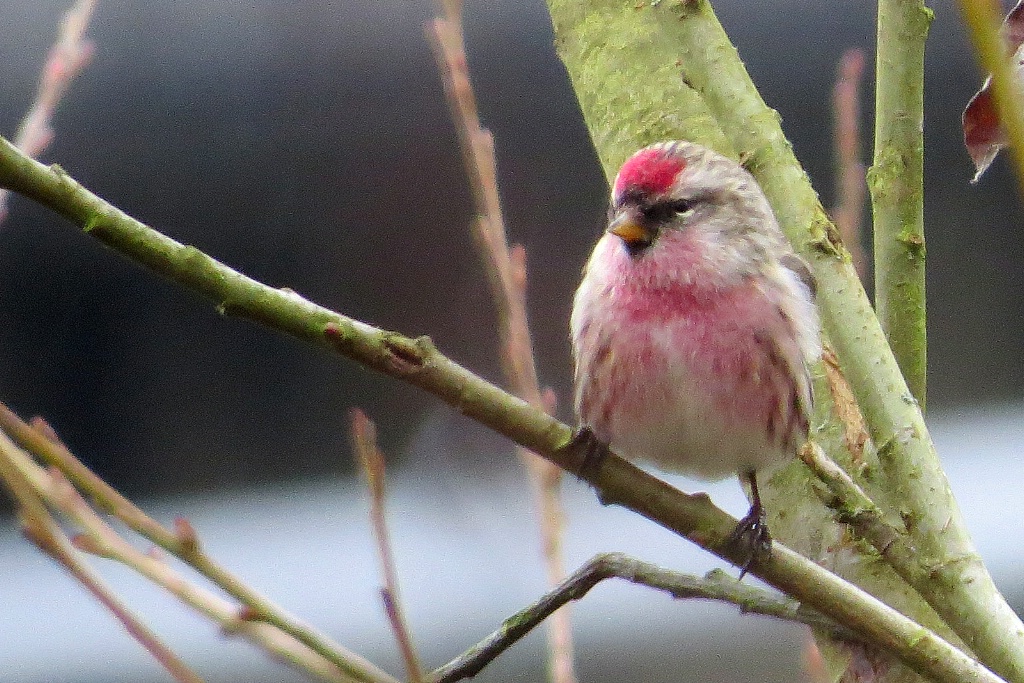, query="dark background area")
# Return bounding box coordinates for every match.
[0,1,1021,500]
